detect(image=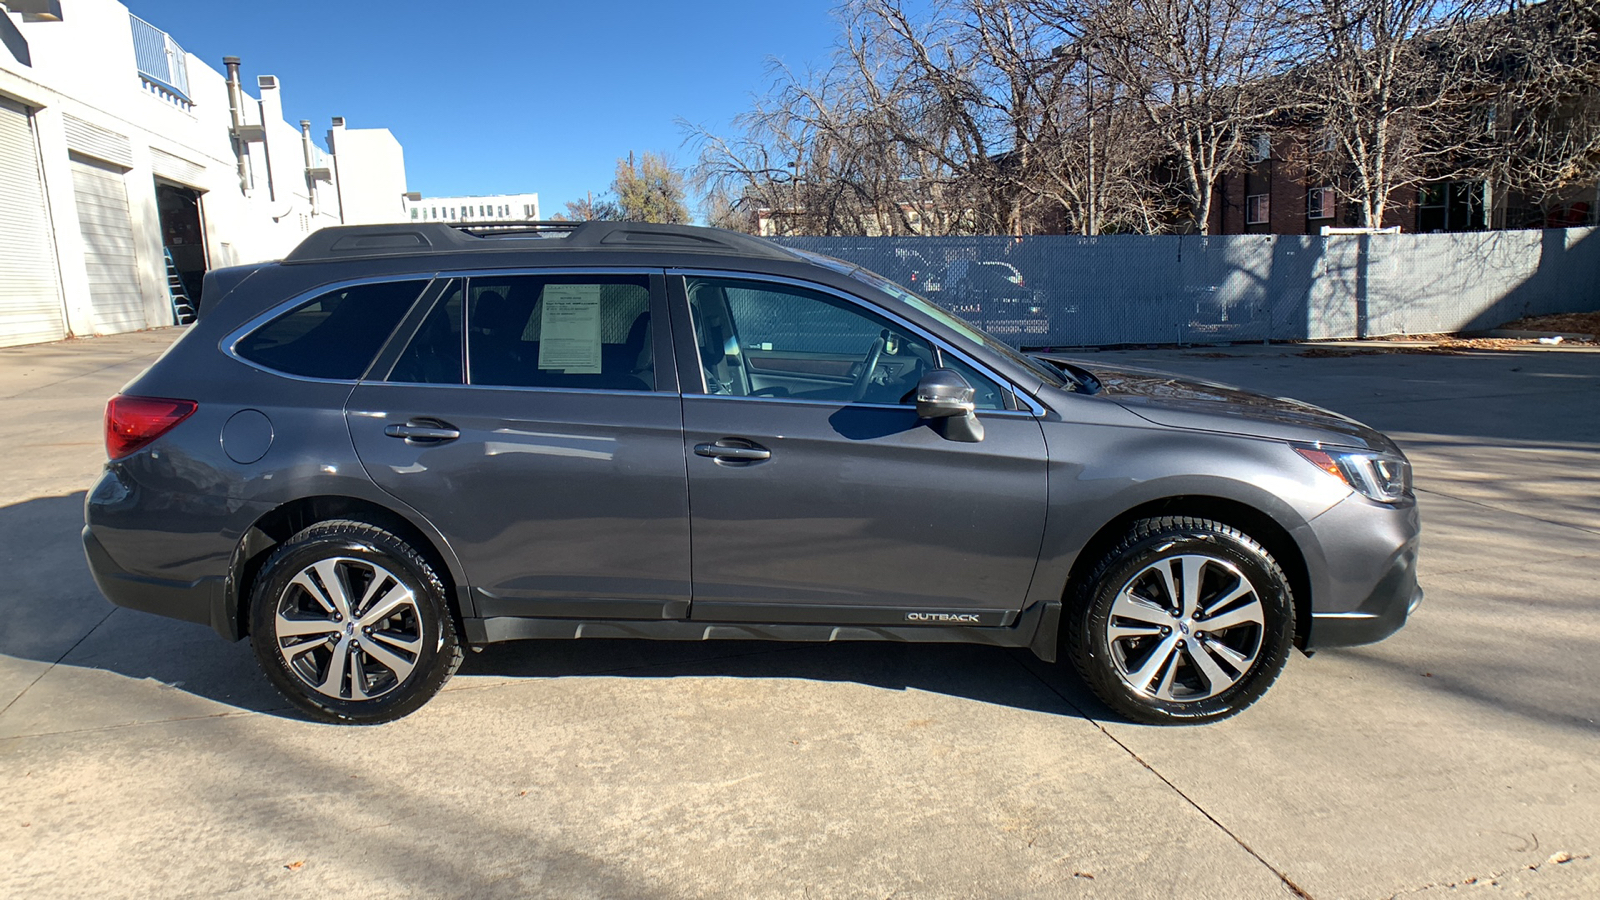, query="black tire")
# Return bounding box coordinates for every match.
[1066,516,1295,725]
[248,519,462,724]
